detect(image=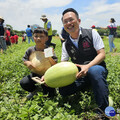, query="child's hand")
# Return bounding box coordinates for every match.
[24,61,36,70]
[40,76,44,82]
[41,76,48,87]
